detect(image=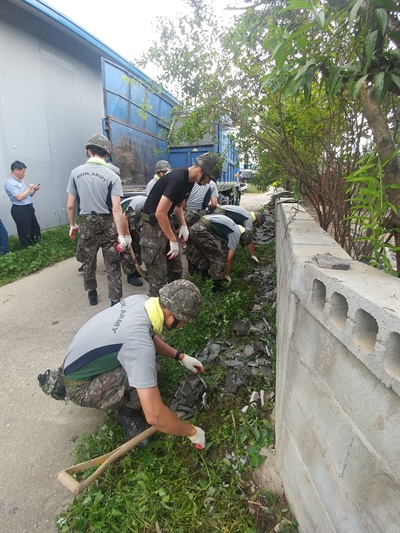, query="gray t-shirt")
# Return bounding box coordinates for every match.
[187,182,218,212]
[204,214,241,250]
[67,159,123,215]
[121,195,147,212]
[146,176,159,196]
[63,295,158,388]
[221,205,253,230]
